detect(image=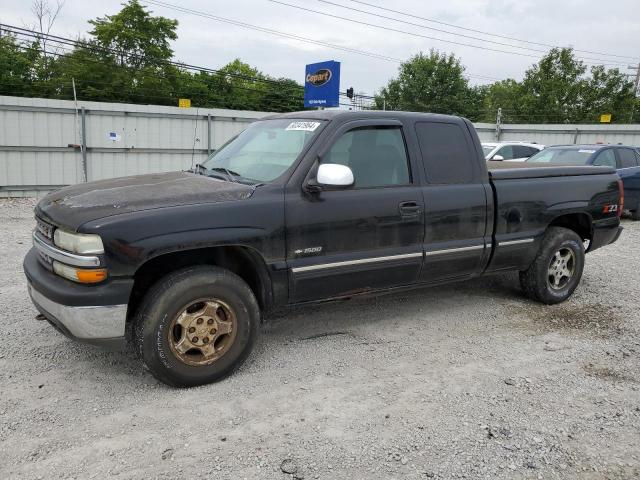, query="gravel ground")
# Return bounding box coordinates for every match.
[1,198,639,480]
